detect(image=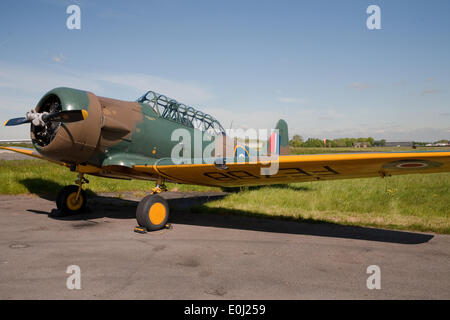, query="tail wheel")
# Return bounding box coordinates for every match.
[56,185,87,215]
[136,195,169,231]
